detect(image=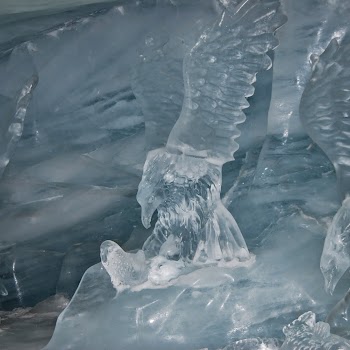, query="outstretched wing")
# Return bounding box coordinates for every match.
[166,0,287,165]
[300,38,350,168]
